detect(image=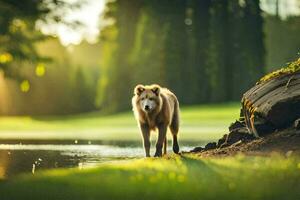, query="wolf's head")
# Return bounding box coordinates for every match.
[134,84,162,113]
